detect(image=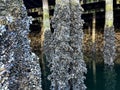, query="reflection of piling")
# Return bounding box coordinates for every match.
[92,57,96,86]
[104,65,117,90]
[92,12,96,86]
[92,48,96,87]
